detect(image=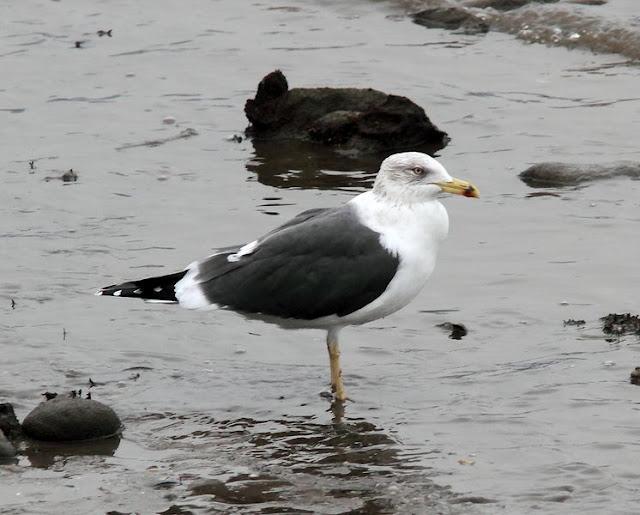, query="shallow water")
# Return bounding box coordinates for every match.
[1,0,640,513]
